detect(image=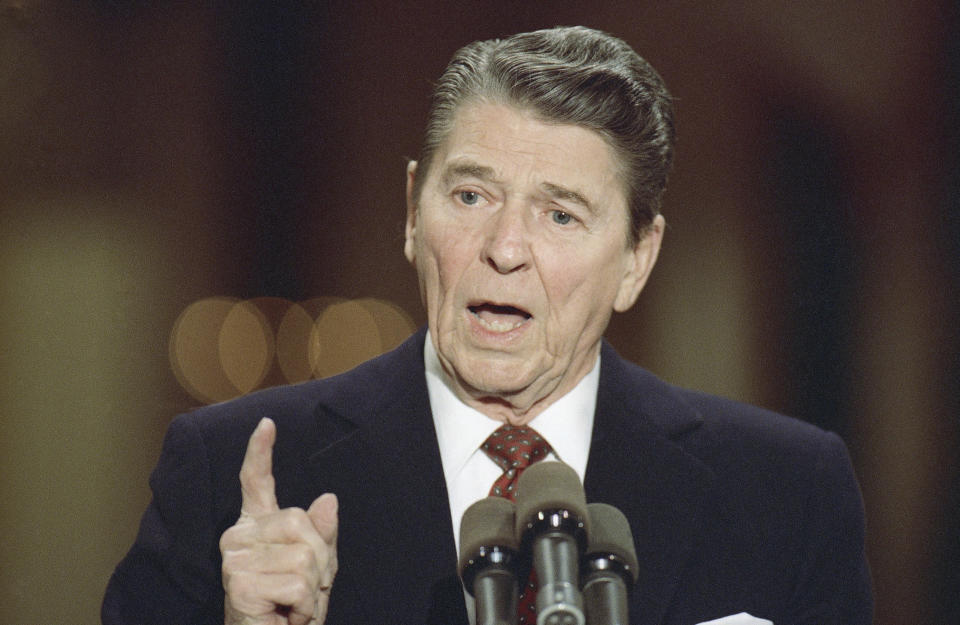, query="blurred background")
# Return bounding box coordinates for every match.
[1,1,957,623]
